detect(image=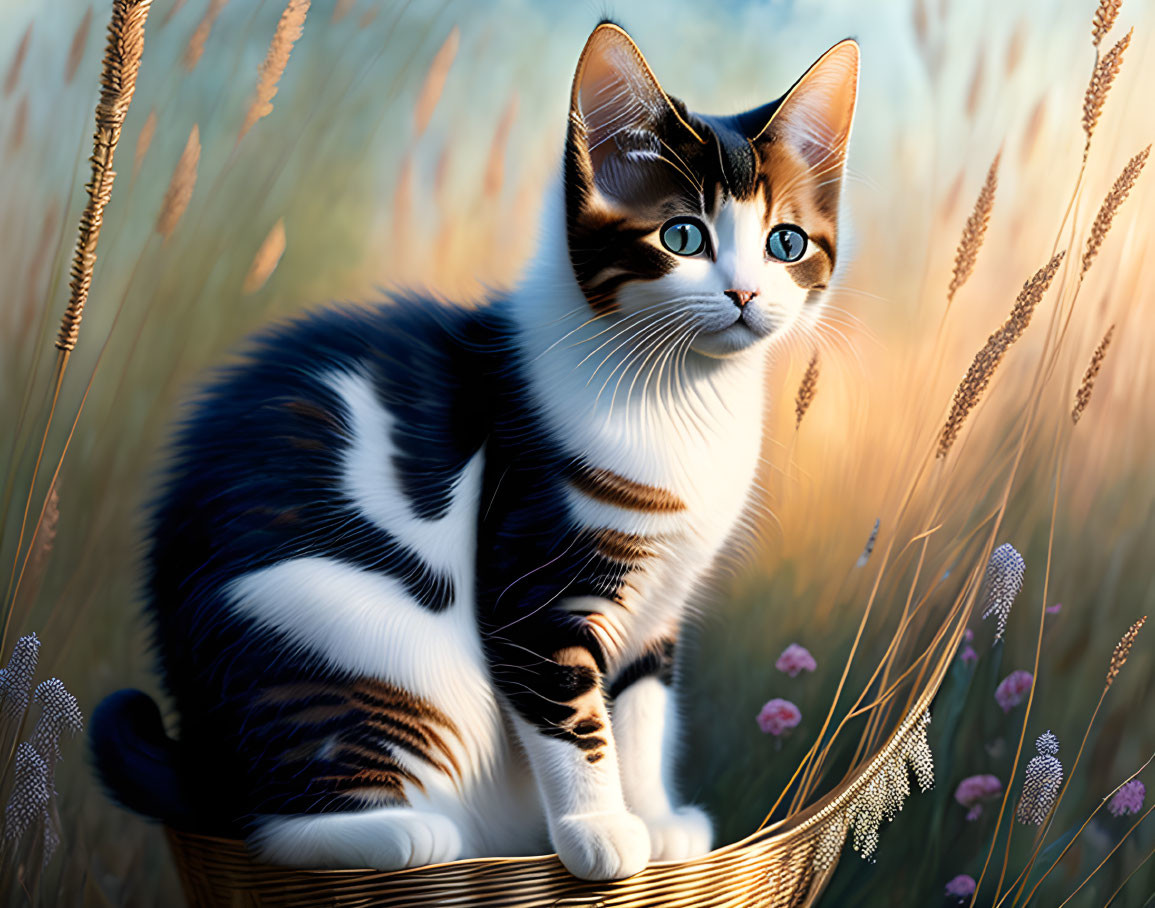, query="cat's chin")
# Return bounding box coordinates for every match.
[689,321,770,359]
